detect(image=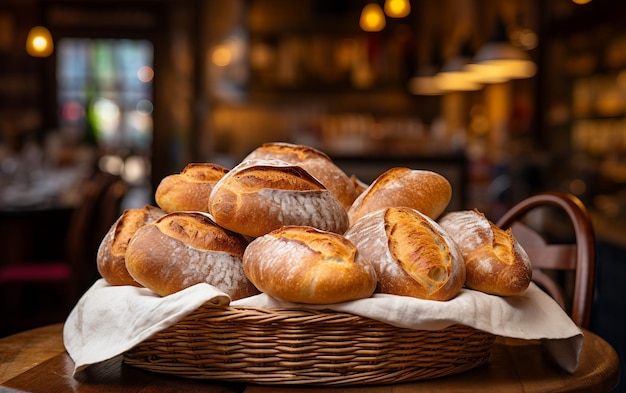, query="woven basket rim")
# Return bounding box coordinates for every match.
[124,303,496,386]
